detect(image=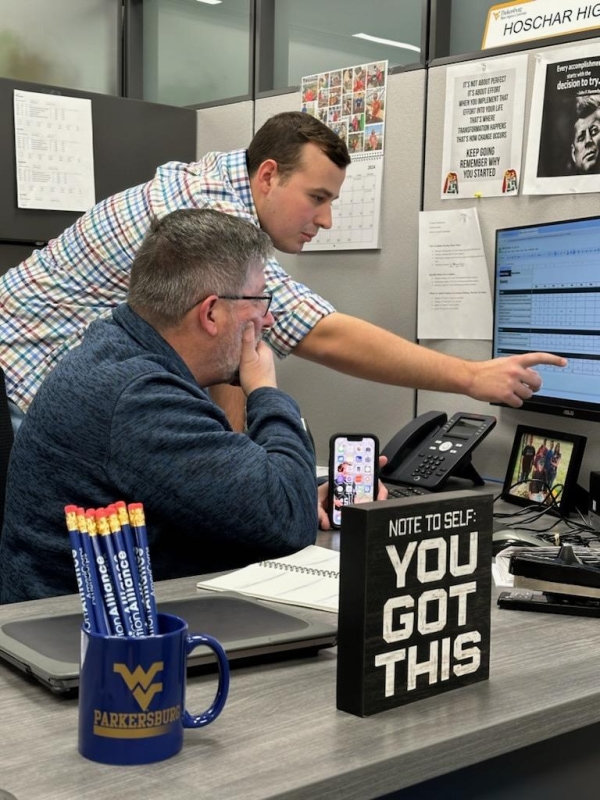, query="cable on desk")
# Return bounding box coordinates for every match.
[492,479,600,547]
